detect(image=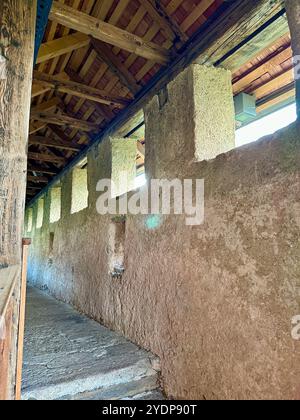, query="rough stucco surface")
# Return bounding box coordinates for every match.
[145,64,235,180]
[71,168,88,214]
[111,137,137,197]
[26,123,300,400]
[192,65,236,161]
[25,63,300,399]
